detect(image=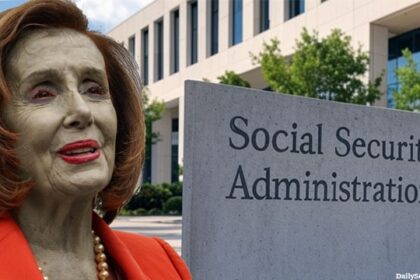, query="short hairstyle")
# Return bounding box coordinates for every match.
[0,0,145,223]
